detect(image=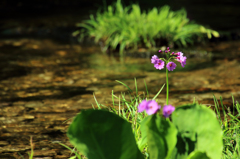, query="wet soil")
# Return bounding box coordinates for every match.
[0,37,240,158]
